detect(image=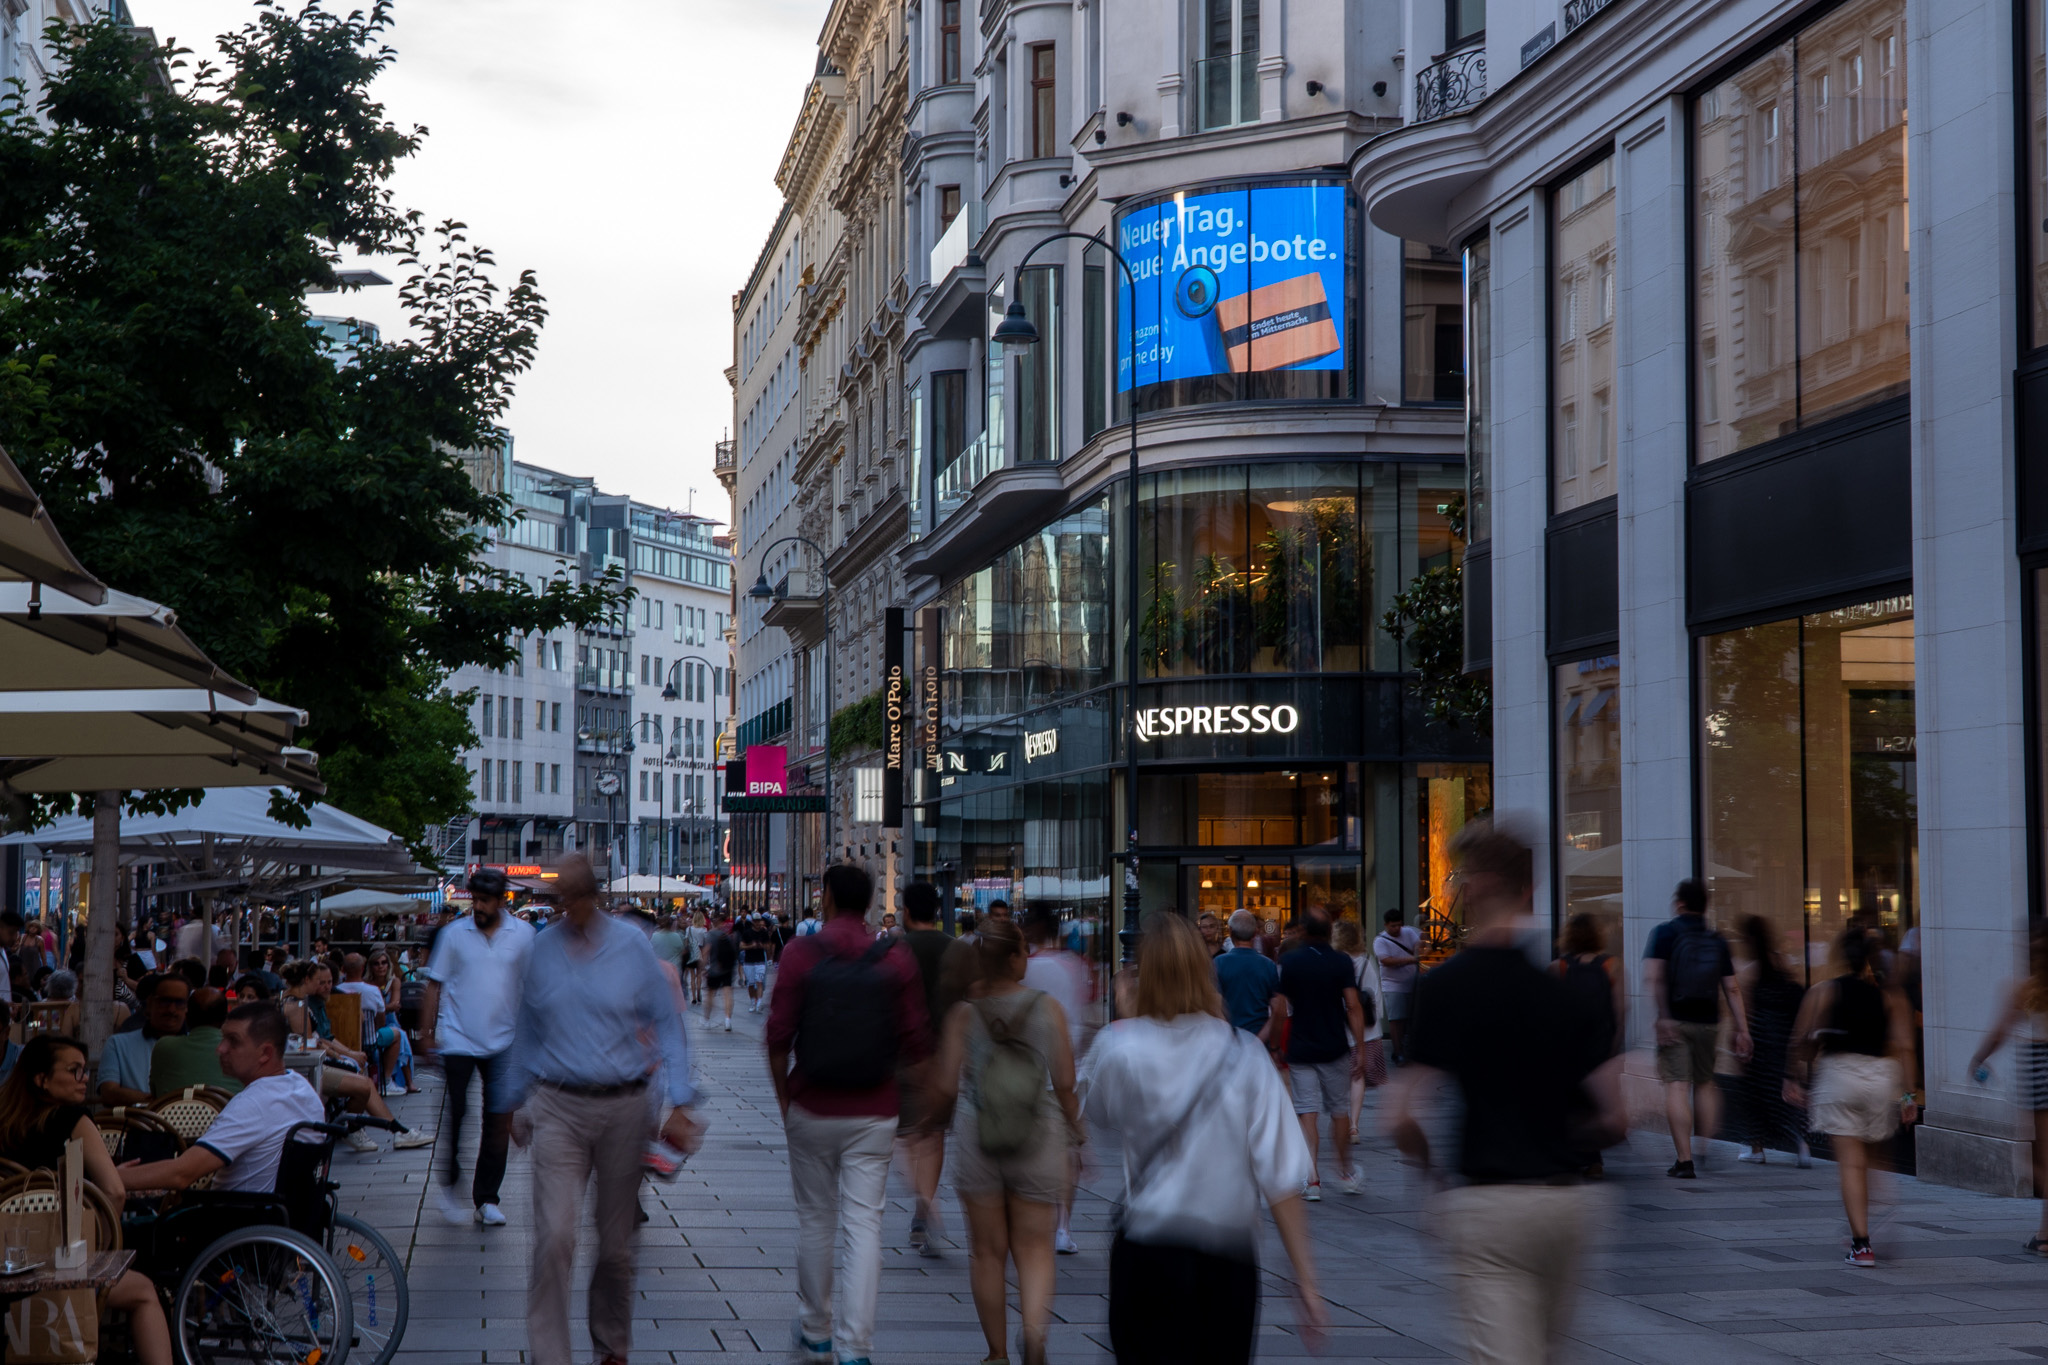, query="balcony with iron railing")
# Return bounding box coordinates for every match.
[1563,0,1618,35]
[575,664,630,694]
[1195,51,1261,131]
[1414,45,1486,122]
[713,439,736,474]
